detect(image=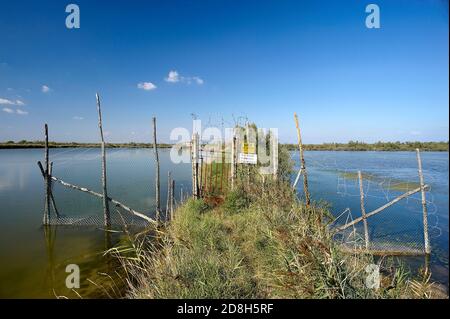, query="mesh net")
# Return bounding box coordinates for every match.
[292,151,444,255]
